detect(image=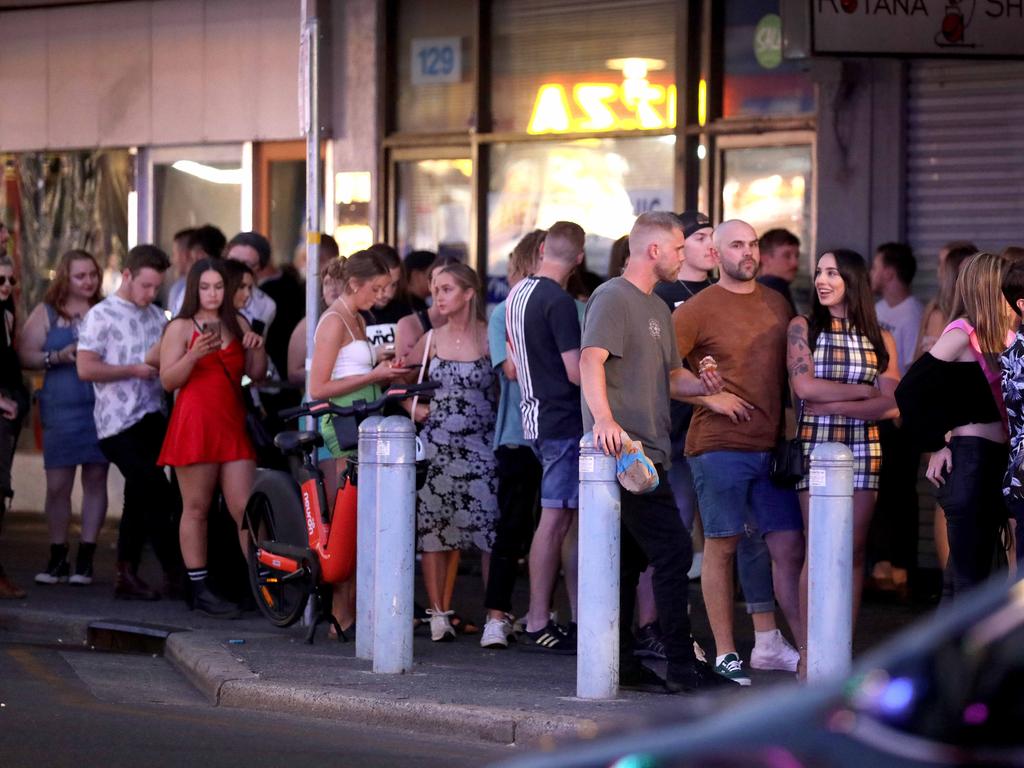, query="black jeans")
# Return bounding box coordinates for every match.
[870,420,920,572]
[936,437,1009,597]
[99,411,181,573]
[620,465,695,666]
[484,445,542,614]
